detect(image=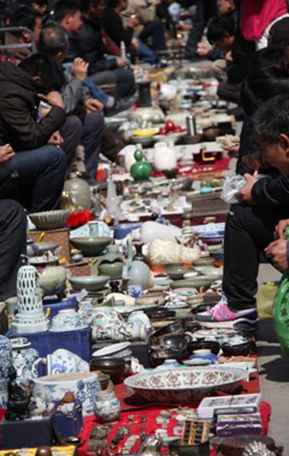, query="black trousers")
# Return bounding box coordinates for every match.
[223,203,289,310]
[0,200,26,299]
